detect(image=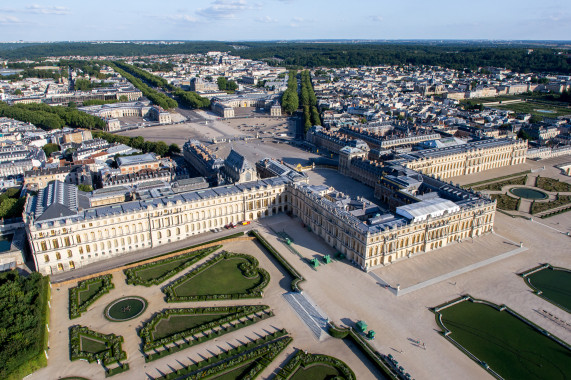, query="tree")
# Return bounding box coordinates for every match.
[217,77,227,91]
[226,80,238,91]
[529,115,542,124]
[78,184,93,192]
[119,95,128,102]
[168,143,181,156]
[517,129,533,140]
[154,141,169,157]
[68,101,77,108]
[42,143,60,156]
[13,89,22,95]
